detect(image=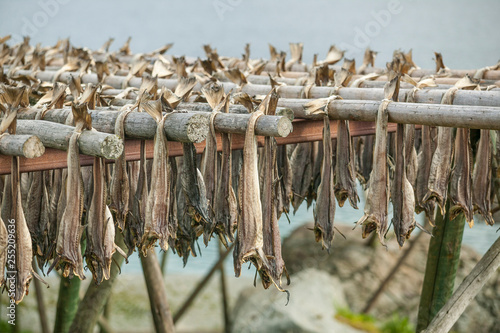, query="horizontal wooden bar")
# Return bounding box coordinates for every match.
[0,120,396,174]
